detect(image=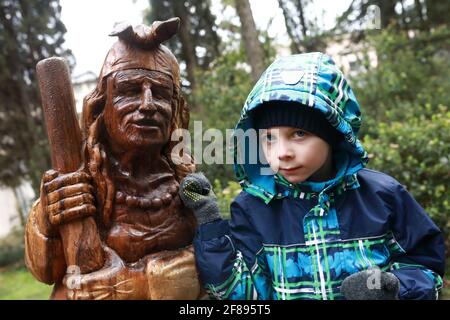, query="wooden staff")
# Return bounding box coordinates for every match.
[36,57,104,274]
